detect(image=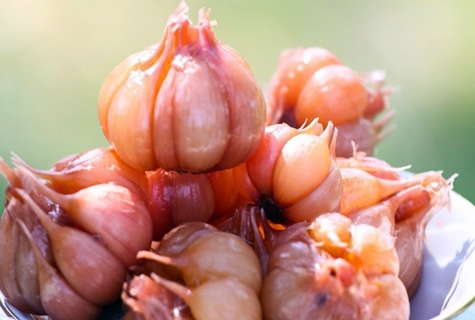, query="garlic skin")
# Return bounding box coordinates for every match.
[98,3,266,173]
[122,274,192,320]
